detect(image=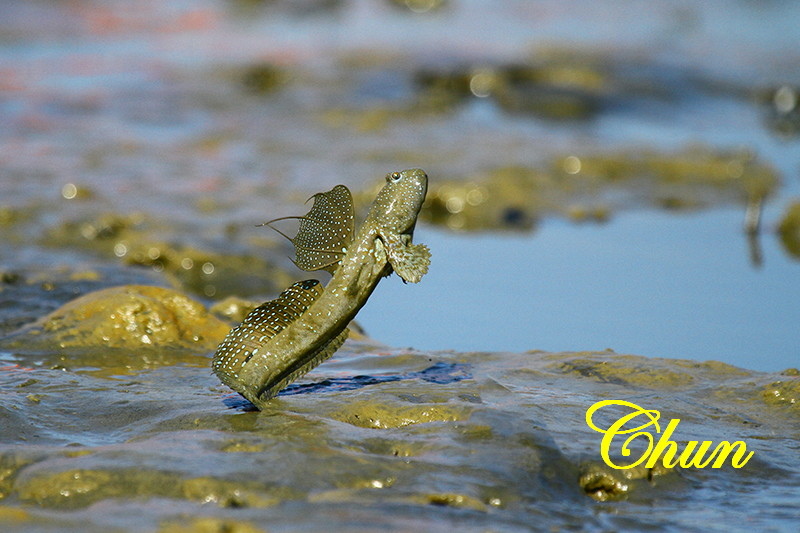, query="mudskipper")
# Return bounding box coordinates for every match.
[212,169,430,409]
